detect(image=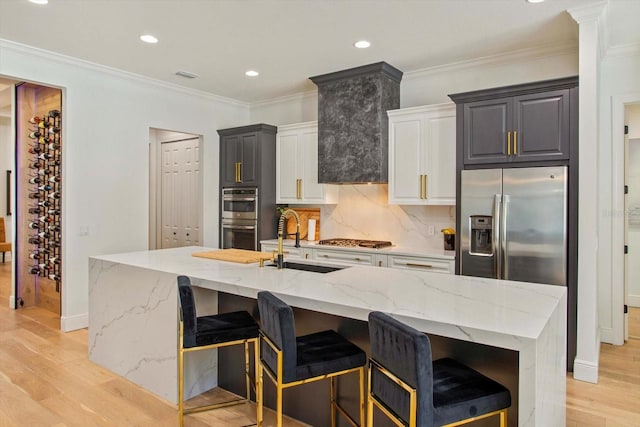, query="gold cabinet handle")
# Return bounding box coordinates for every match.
[321,254,329,258]
[238,162,242,182]
[305,253,309,259]
[507,131,511,156]
[296,179,302,199]
[406,263,433,269]
[354,257,361,261]
[378,260,383,267]
[418,175,423,199]
[513,131,518,155]
[423,174,428,200]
